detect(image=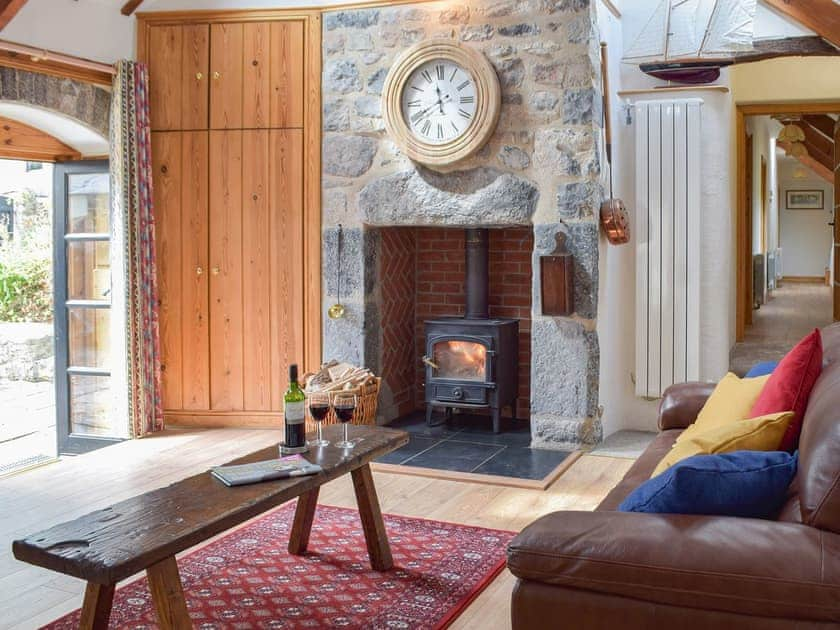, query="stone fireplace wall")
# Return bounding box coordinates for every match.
[321,0,603,449]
